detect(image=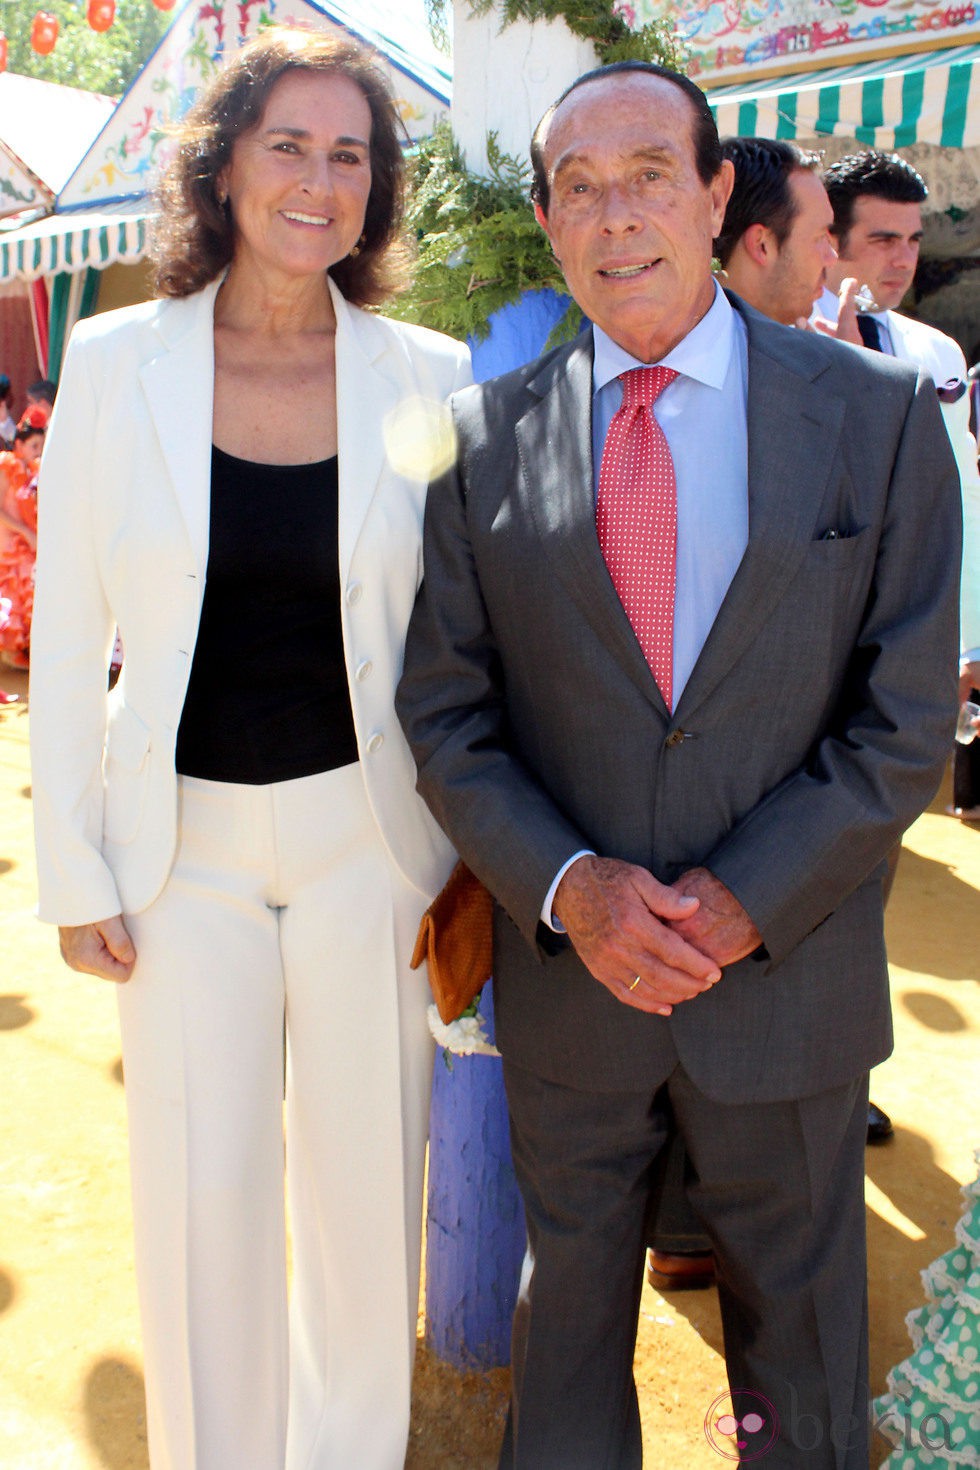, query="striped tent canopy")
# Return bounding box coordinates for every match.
[0,200,150,285]
[707,43,980,151]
